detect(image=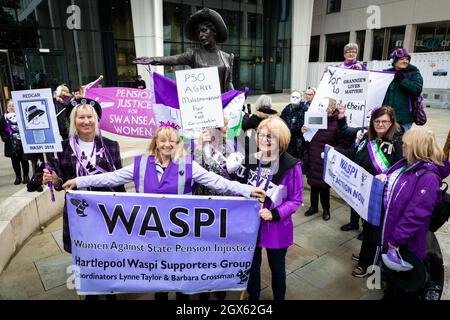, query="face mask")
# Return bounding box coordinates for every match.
[290,93,301,105]
[5,112,17,125]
